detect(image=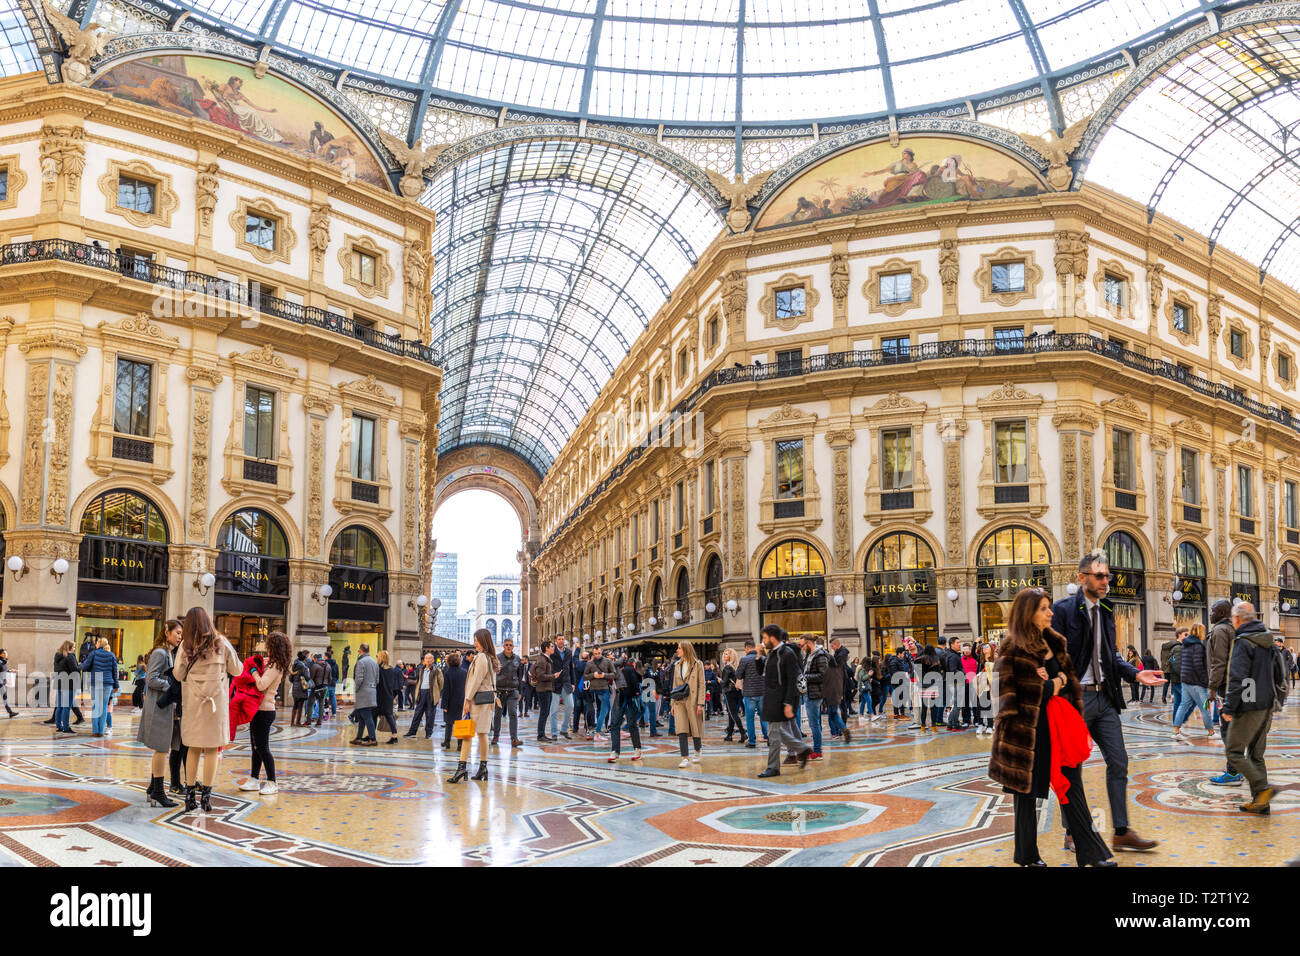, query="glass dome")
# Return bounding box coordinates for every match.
[86,0,1212,127]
